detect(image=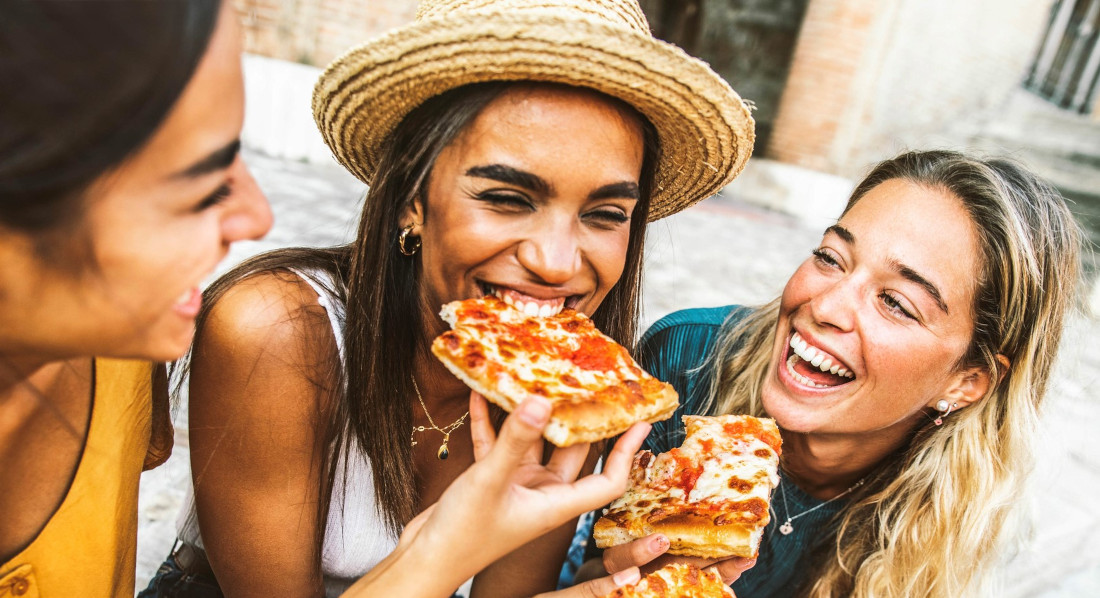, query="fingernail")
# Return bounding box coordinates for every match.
[612,567,641,586]
[517,396,551,426]
[651,534,669,552]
